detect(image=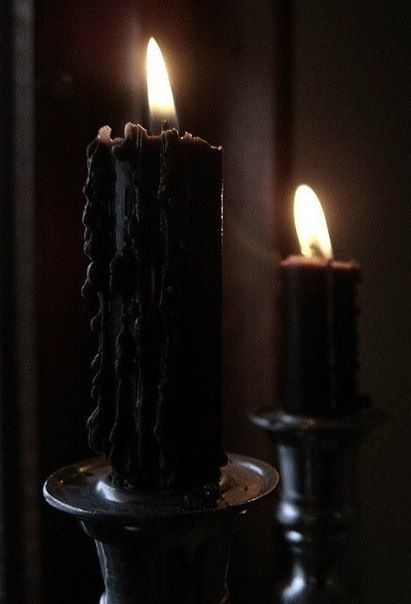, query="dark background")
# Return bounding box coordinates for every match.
[0,1,409,603]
